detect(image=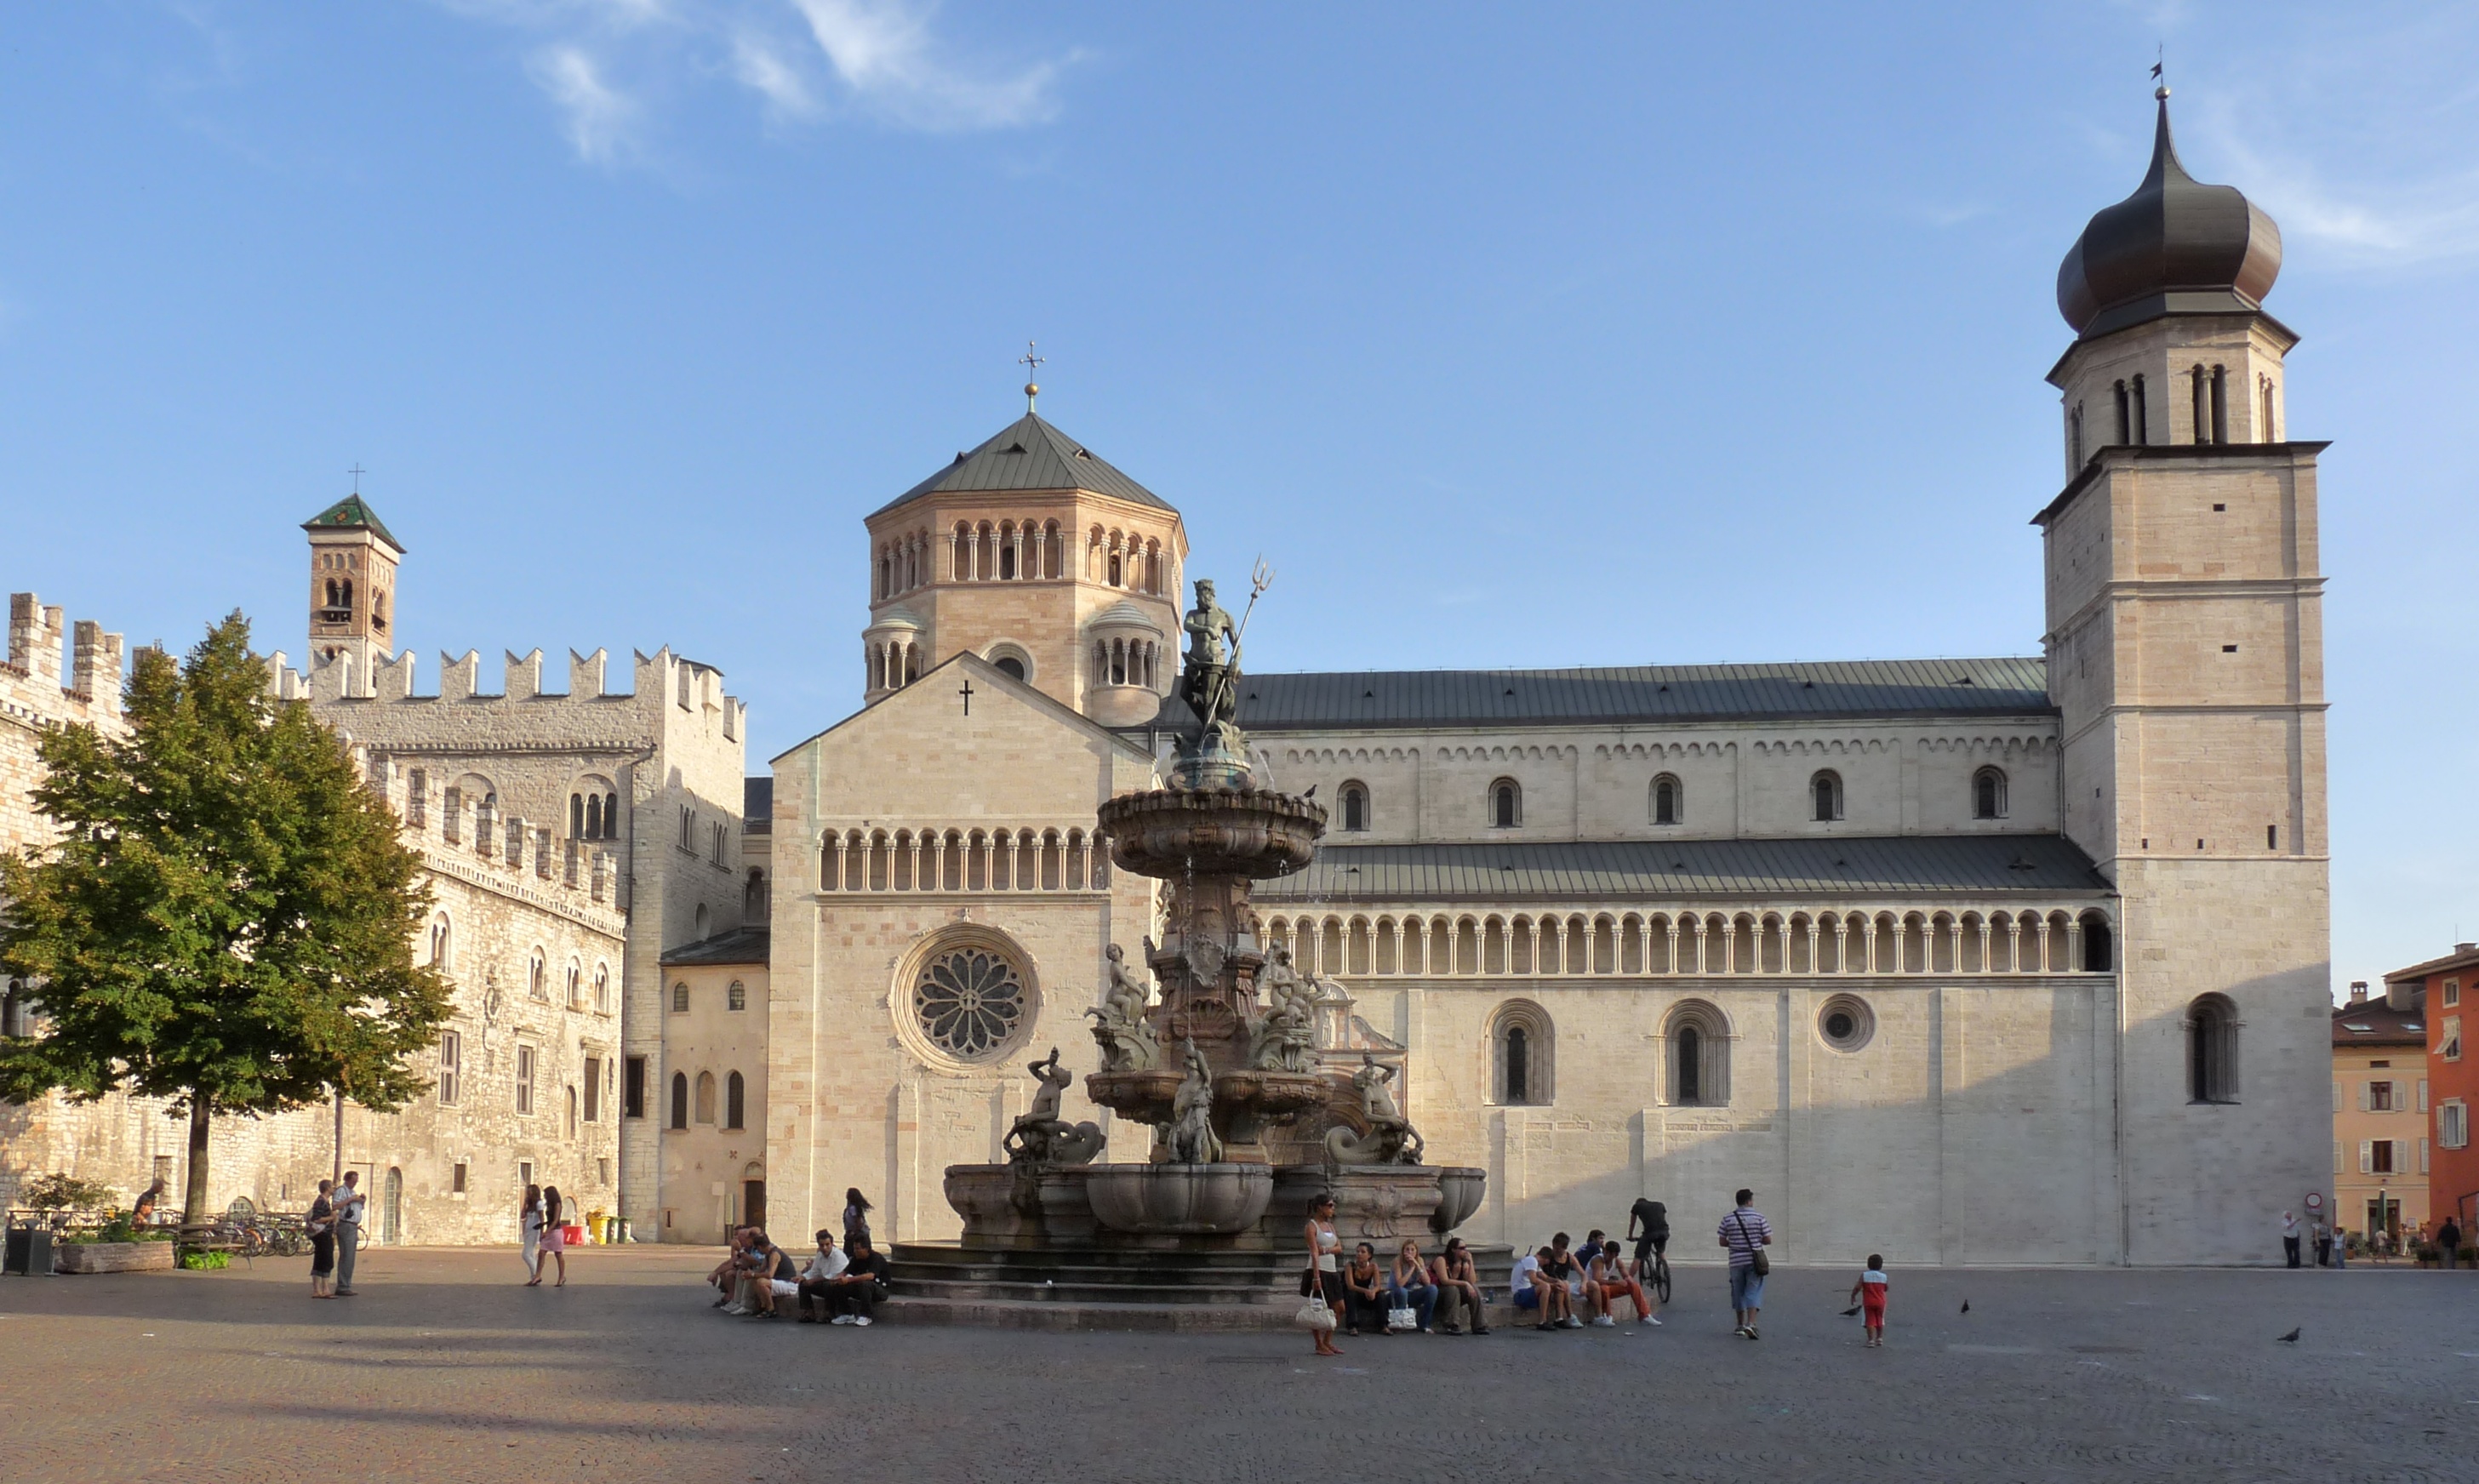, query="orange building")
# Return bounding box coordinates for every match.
[2384,945,2479,1239]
